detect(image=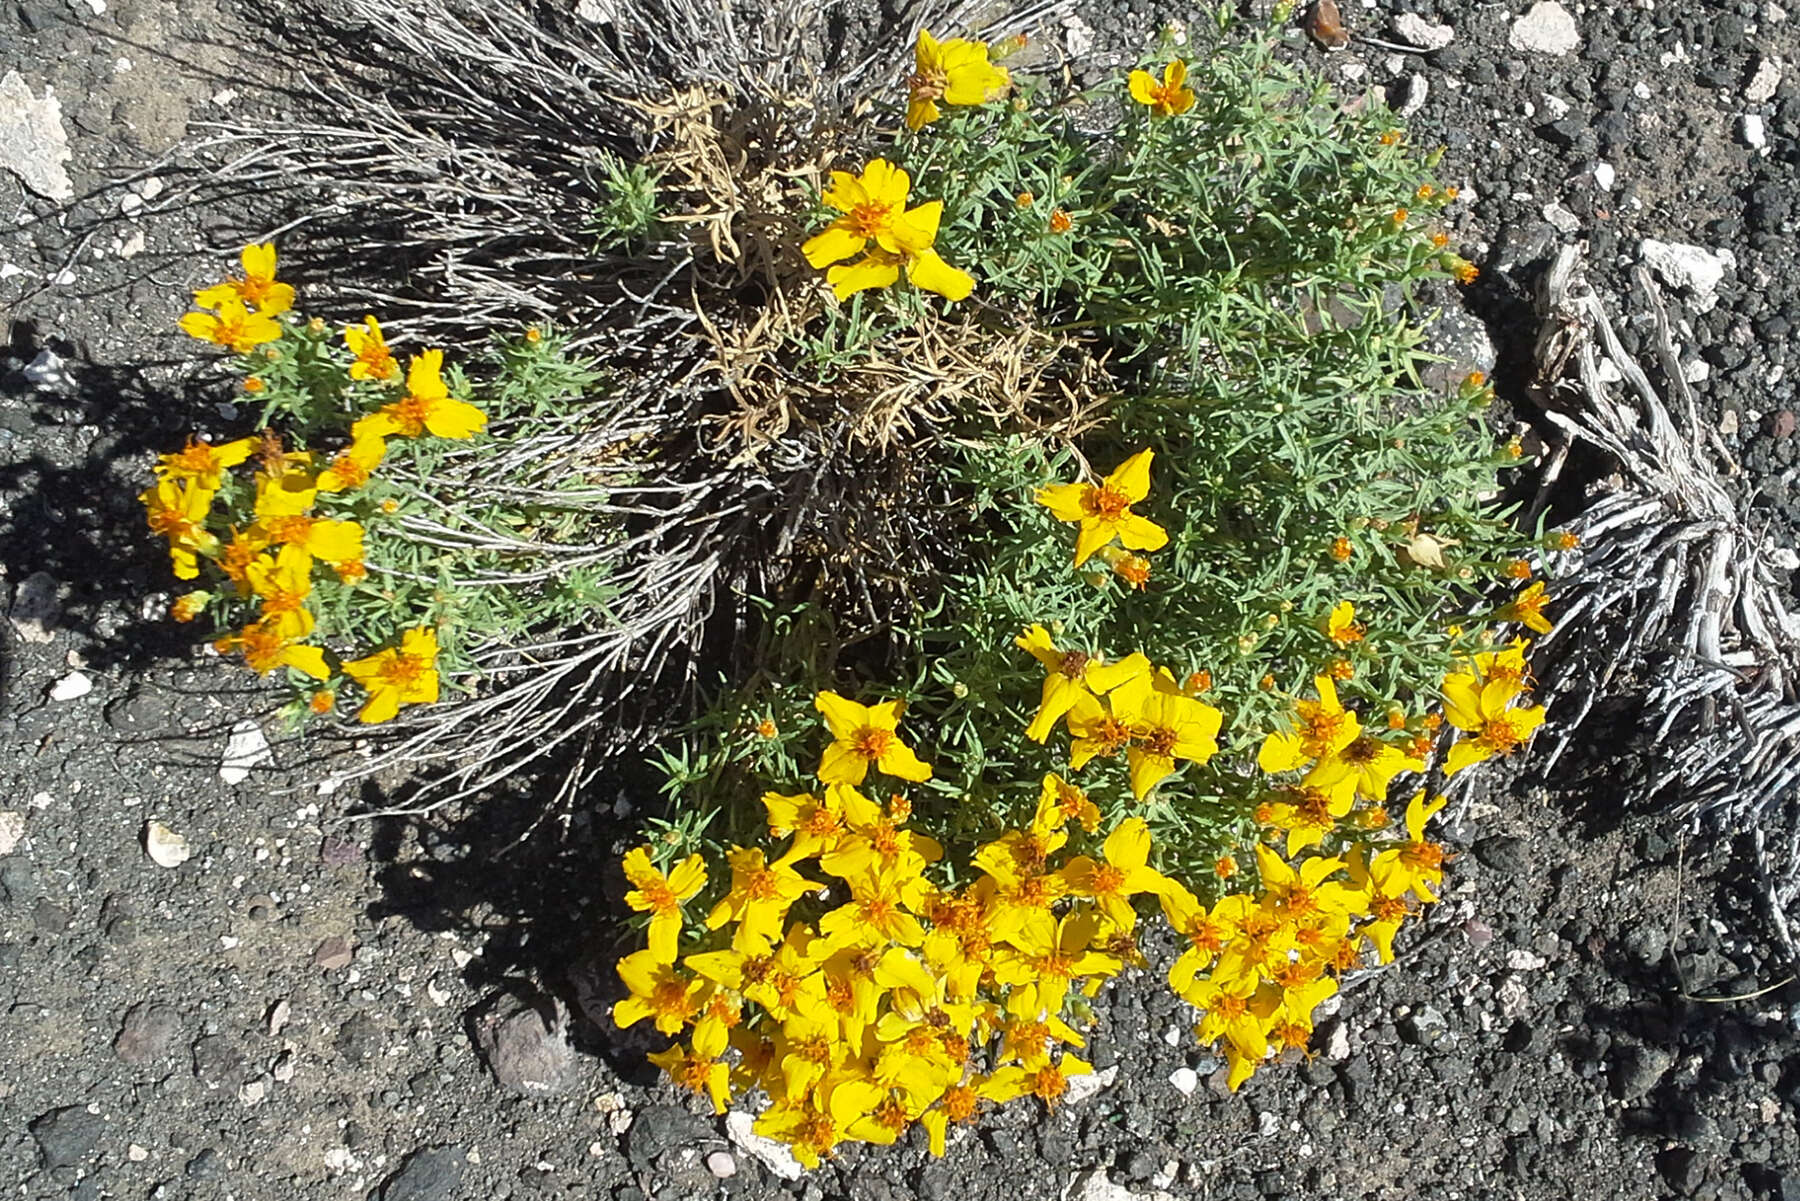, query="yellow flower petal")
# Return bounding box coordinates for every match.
[905,248,974,302]
[802,223,867,269]
[827,253,902,300]
[1104,449,1155,503]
